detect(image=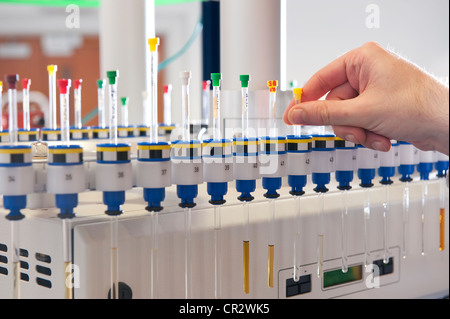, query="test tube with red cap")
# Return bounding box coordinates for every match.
[21,79,31,132]
[202,80,211,127]
[58,79,71,146]
[163,84,172,127]
[6,74,19,144]
[73,79,83,130]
